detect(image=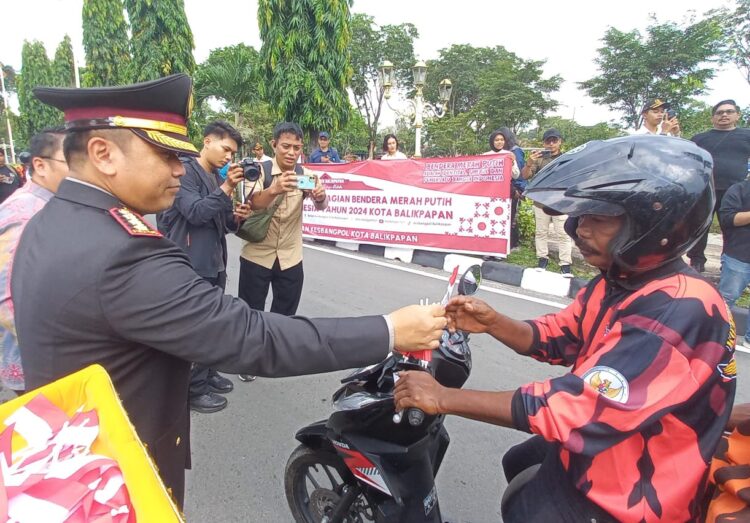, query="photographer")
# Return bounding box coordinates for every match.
[237,122,326,336]
[521,128,573,277]
[157,121,252,413]
[634,98,680,136]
